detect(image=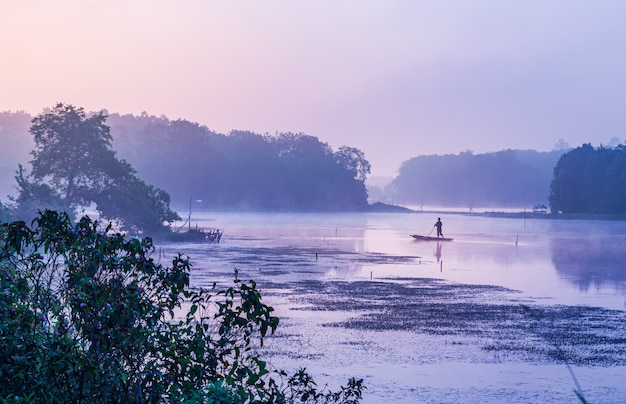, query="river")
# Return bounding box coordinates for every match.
[156,211,626,403]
